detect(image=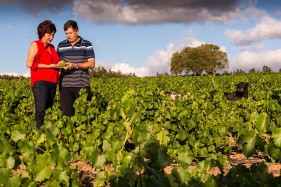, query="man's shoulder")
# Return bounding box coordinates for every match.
[58,40,69,47]
[80,38,92,46]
